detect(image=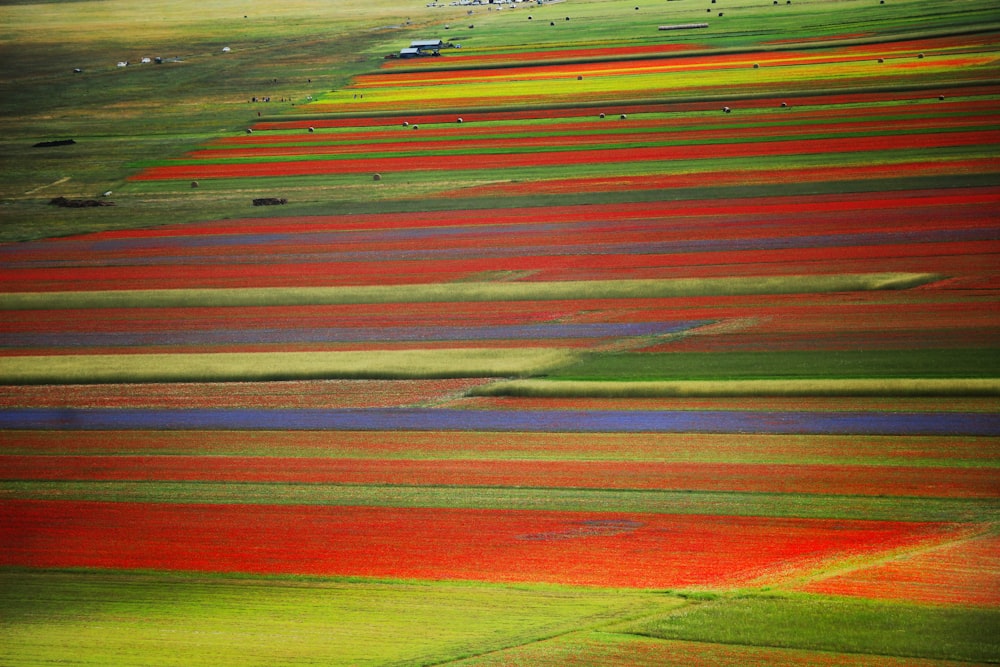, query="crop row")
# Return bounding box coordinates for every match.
[190,115,1000,159]
[2,190,994,290]
[447,157,999,198]
[255,85,1000,131]
[800,531,1000,606]
[4,455,996,497]
[129,129,999,181]
[2,407,997,435]
[3,428,995,465]
[313,35,997,112]
[0,320,706,350]
[0,499,962,587]
[0,379,485,409]
[1,292,992,359]
[233,97,1000,145]
[378,33,995,72]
